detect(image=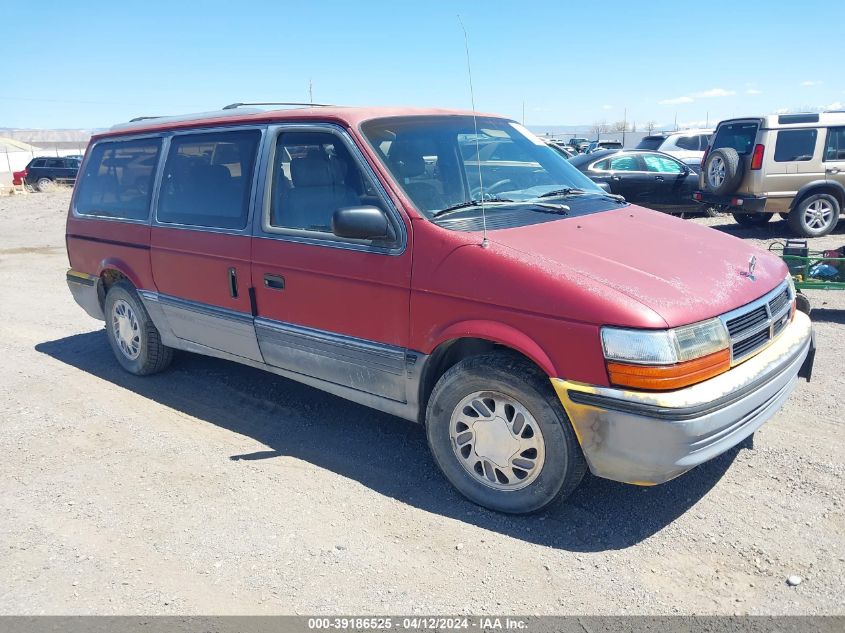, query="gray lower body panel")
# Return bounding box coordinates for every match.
[66,272,104,320]
[137,291,424,422]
